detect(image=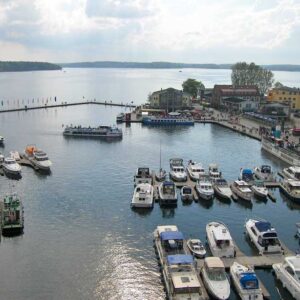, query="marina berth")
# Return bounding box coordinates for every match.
[251,180,268,199]
[212,178,232,200]
[208,163,221,181]
[187,239,206,258]
[186,161,205,181]
[2,157,22,176]
[230,180,253,202]
[63,124,122,138]
[1,193,24,236]
[180,186,193,202]
[245,219,283,255]
[279,179,300,203]
[195,180,214,200]
[273,256,300,300]
[254,165,275,182]
[142,114,194,126]
[201,257,230,300]
[169,158,187,182]
[134,167,152,186]
[206,221,235,258]
[261,136,300,166]
[158,181,178,206]
[230,262,263,300]
[24,145,52,171]
[131,183,154,208]
[282,166,300,180]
